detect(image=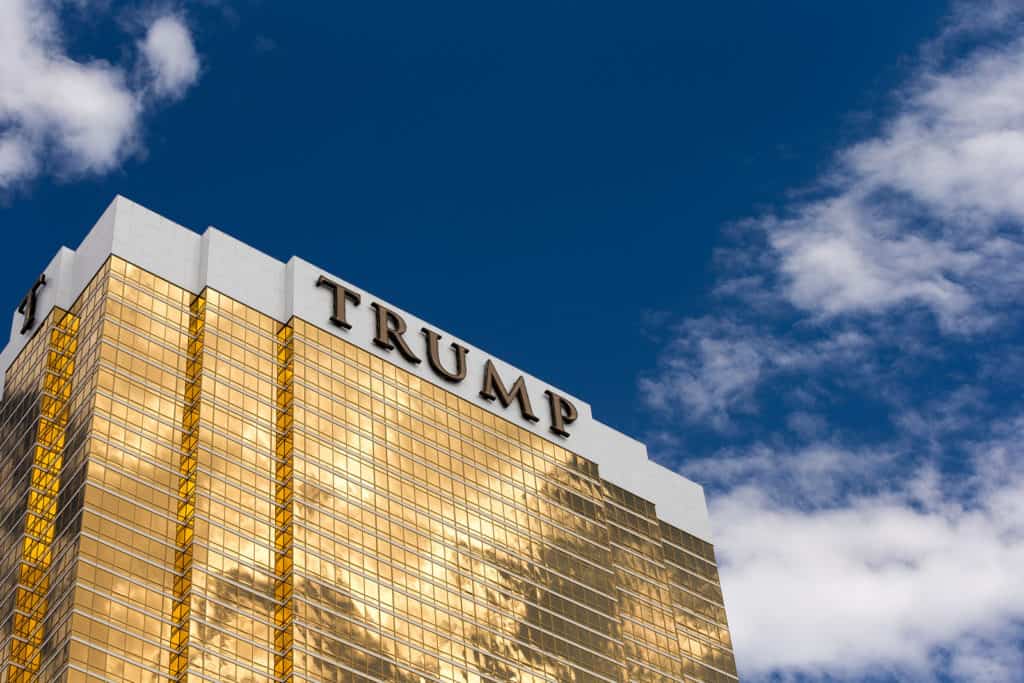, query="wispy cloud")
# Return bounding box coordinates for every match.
[0,0,201,190]
[640,316,871,430]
